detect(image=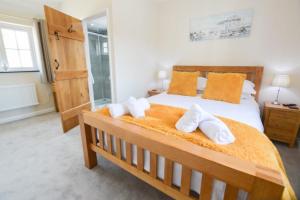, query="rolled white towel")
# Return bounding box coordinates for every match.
[107,103,129,118]
[137,98,151,110]
[175,104,204,133]
[199,119,235,145]
[126,97,145,118]
[198,107,215,122]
